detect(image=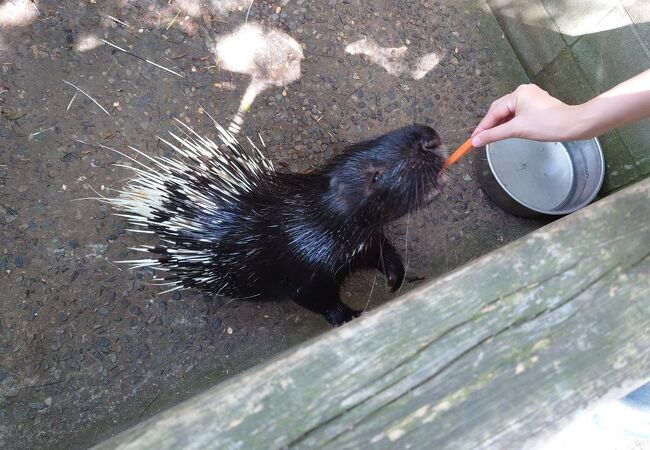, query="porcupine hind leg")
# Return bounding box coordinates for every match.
[293,278,361,327]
